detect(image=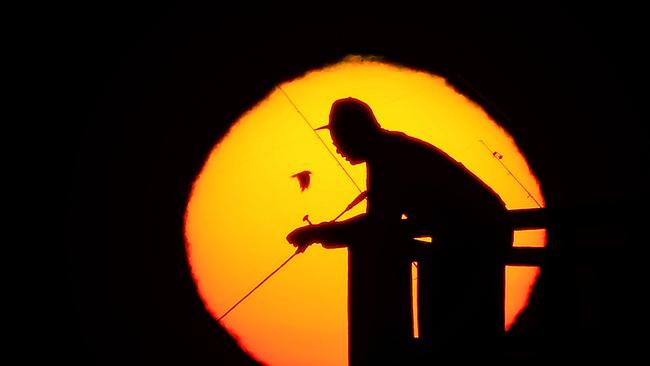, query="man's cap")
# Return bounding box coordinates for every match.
[314,97,379,131]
